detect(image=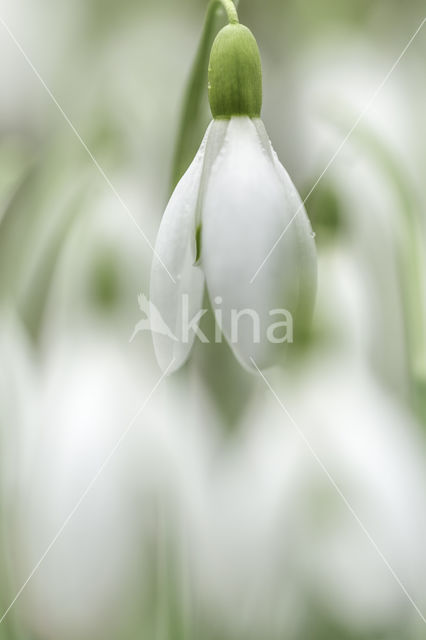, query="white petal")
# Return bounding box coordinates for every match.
[150,126,211,373]
[253,119,317,326]
[201,116,316,371]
